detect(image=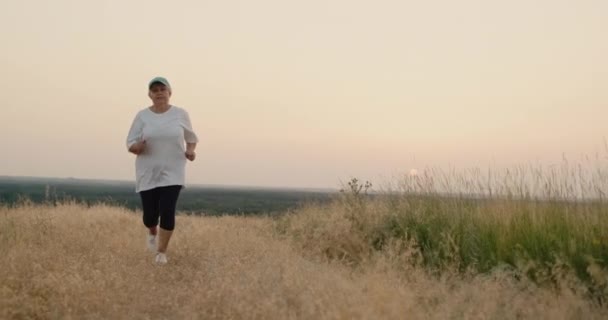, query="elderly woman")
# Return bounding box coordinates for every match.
[126,77,198,265]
